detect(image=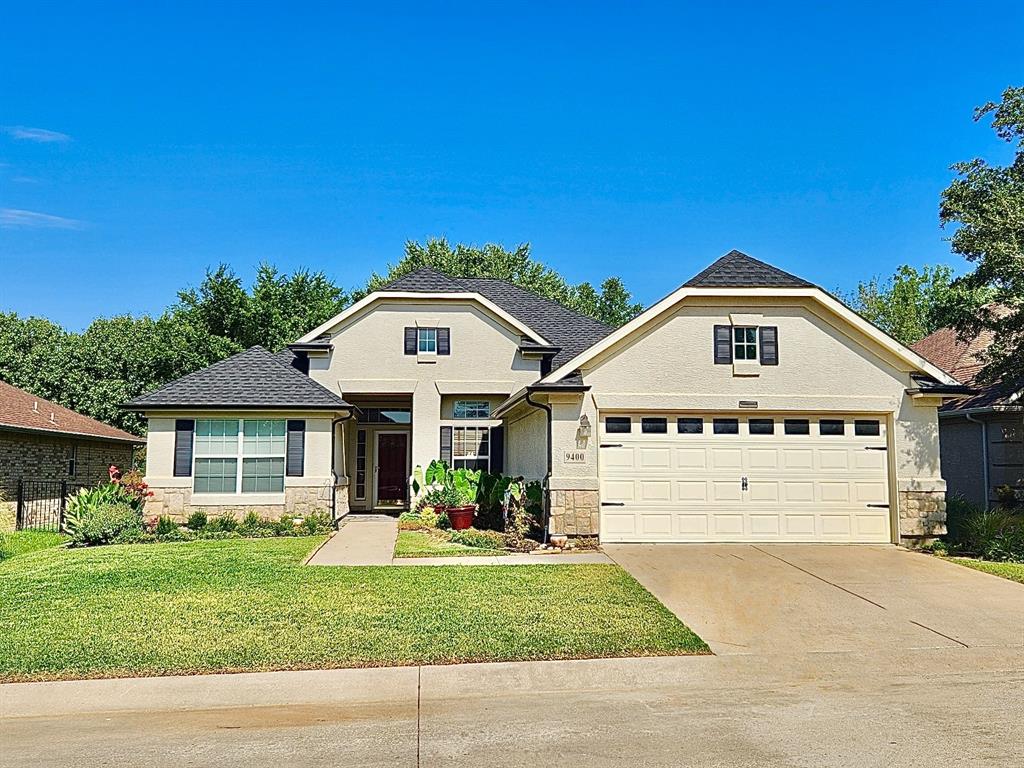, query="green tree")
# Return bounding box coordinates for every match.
[842,264,991,346]
[940,85,1024,385]
[361,238,643,326]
